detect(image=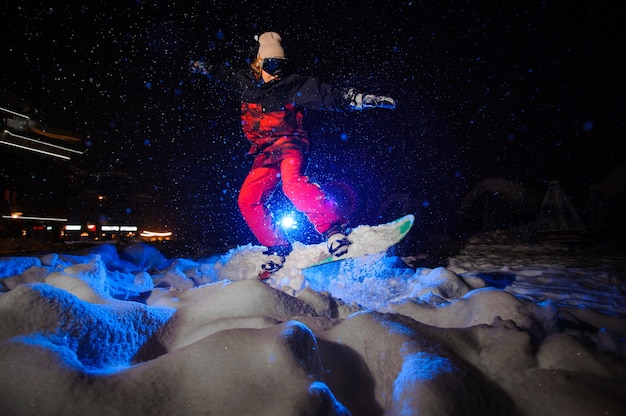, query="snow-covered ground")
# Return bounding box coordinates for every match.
[1,225,625,415]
